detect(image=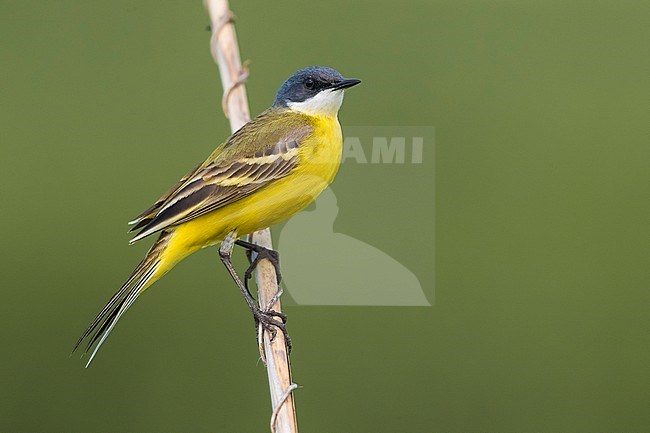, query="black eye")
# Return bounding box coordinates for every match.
[304,78,315,90]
